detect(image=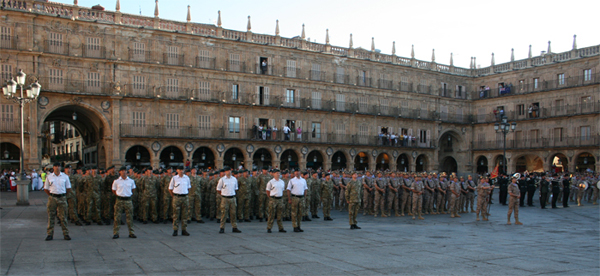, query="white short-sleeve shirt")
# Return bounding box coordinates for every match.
[287,177,308,196]
[112,176,136,197]
[44,172,71,195]
[169,174,191,195]
[266,178,285,197]
[217,175,238,196]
